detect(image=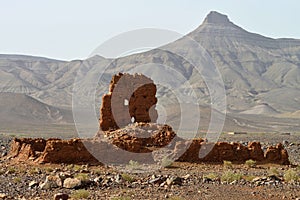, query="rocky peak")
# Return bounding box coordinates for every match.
[203,11,231,25]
